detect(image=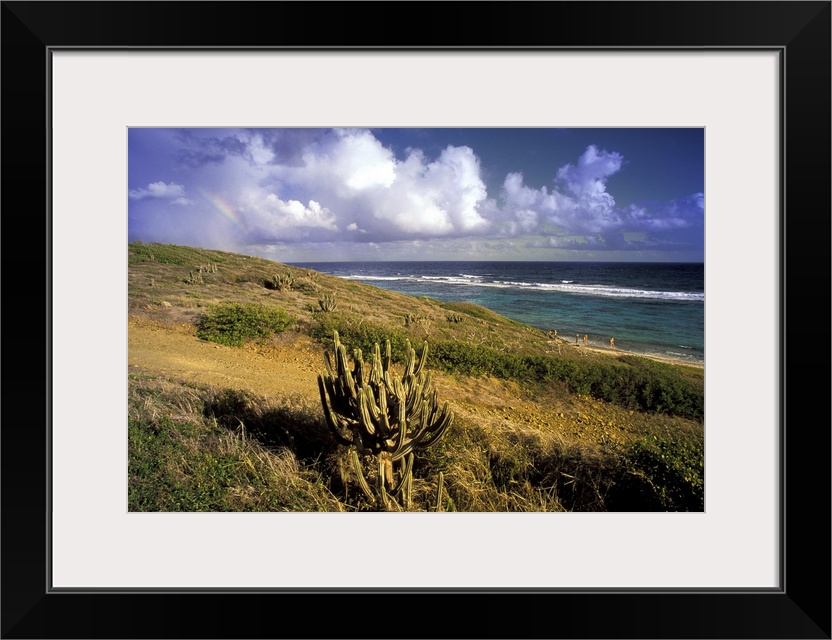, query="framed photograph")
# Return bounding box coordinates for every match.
[3,2,829,638]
